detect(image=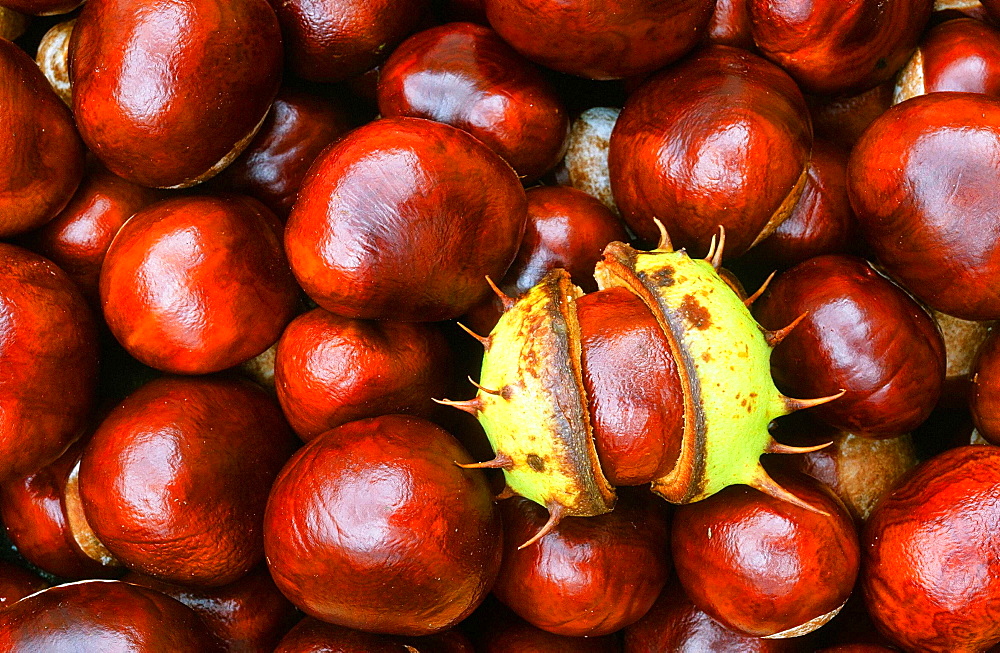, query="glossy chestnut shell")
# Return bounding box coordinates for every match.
[264,415,502,636]
[671,471,860,638]
[0,37,84,237]
[100,194,300,375]
[0,243,97,482]
[493,490,671,637]
[483,0,715,80]
[0,563,47,609]
[897,17,1000,101]
[754,255,945,437]
[378,22,568,182]
[608,45,811,256]
[285,116,527,321]
[971,330,1000,444]
[70,0,283,188]
[273,307,454,441]
[0,580,218,650]
[863,445,1000,651]
[847,92,1000,320]
[79,376,298,587]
